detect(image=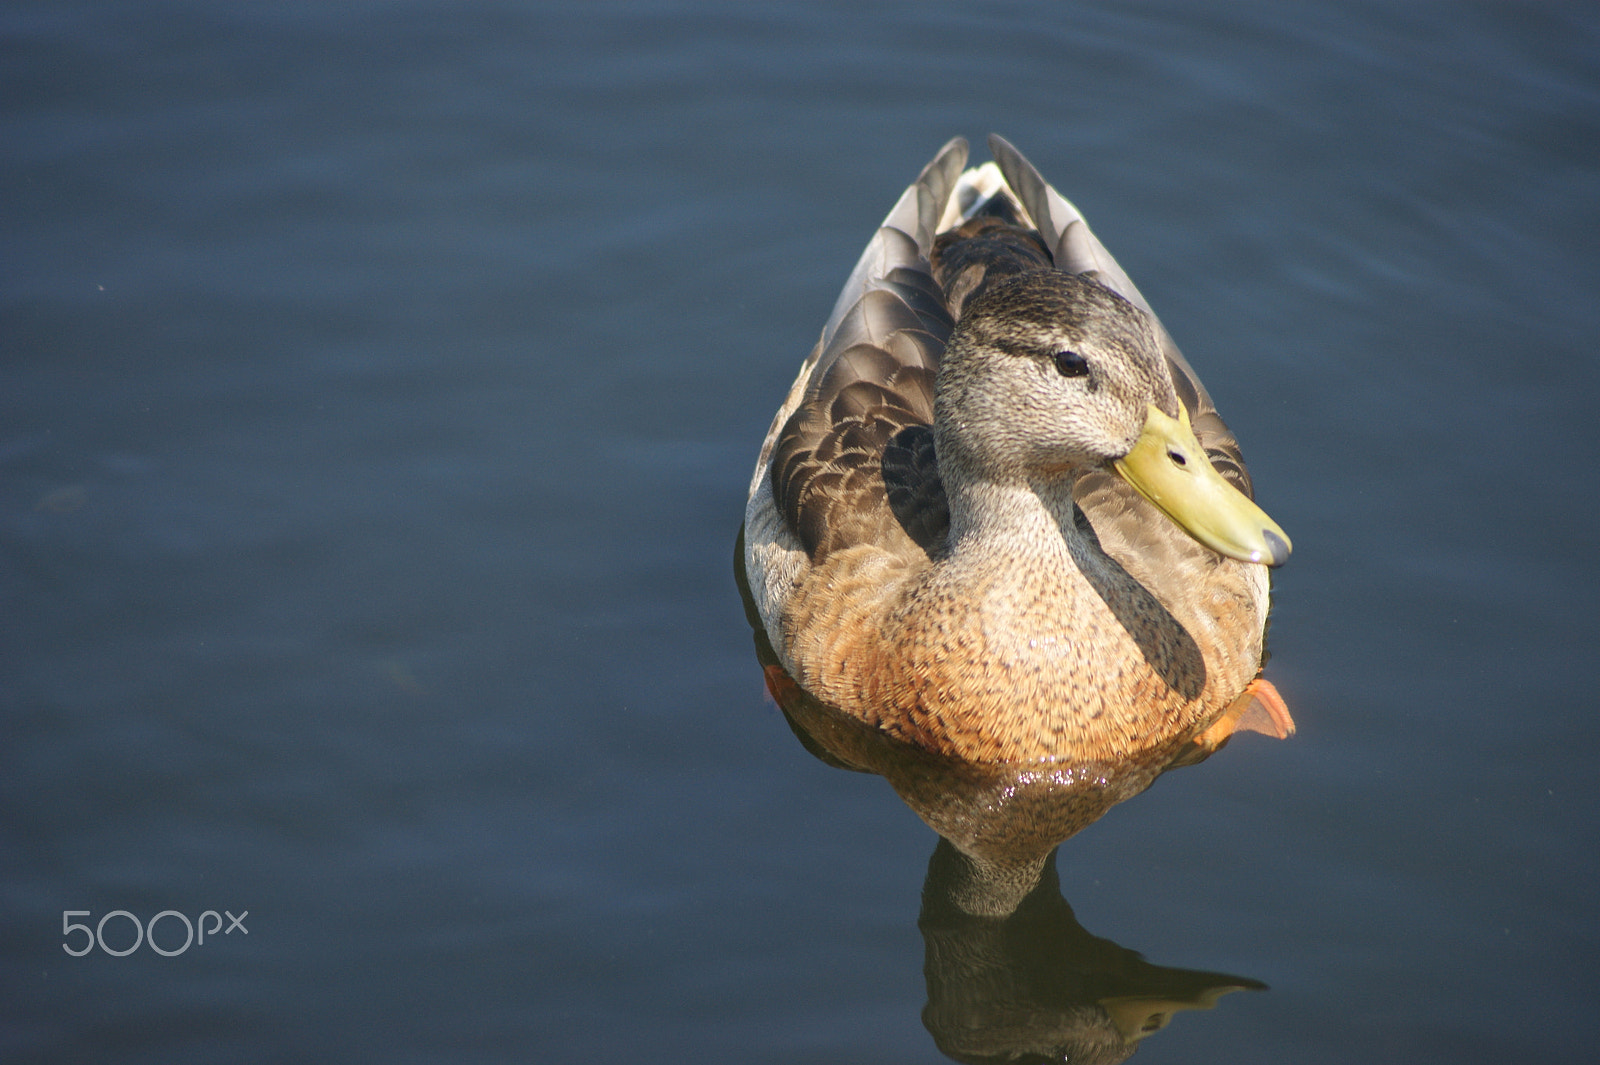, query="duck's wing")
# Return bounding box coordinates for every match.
[988,134,1253,500]
[766,138,969,562]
